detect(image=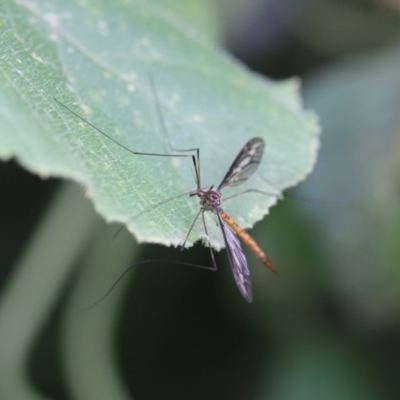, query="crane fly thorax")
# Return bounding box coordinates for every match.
[200,189,221,212]
[190,188,222,212]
